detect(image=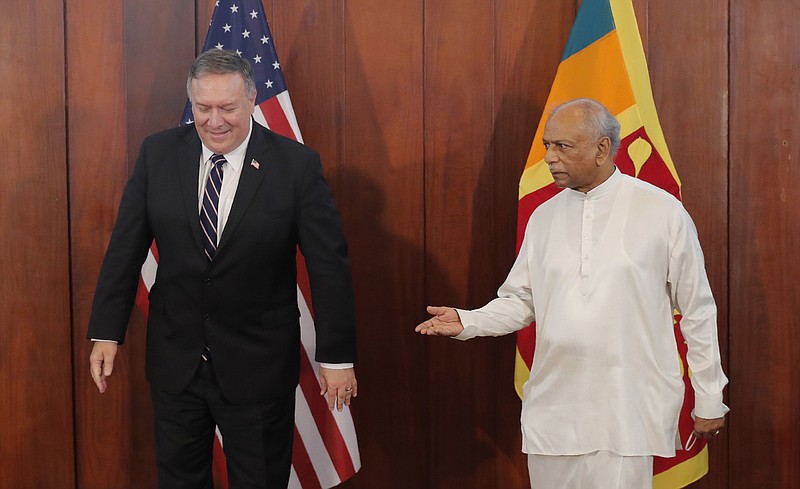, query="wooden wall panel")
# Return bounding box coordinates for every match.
[0,1,73,488]
[338,1,426,487]
[267,0,345,172]
[69,1,195,488]
[2,0,788,487]
[729,0,800,486]
[488,1,578,487]
[67,0,132,486]
[122,1,197,487]
[423,1,501,486]
[645,2,730,487]
[421,0,577,486]
[197,0,216,53]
